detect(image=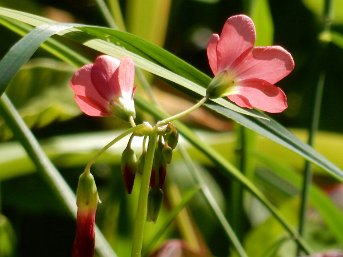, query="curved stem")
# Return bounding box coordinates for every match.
[129,115,136,127]
[158,96,208,125]
[84,124,144,173]
[131,131,158,257]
